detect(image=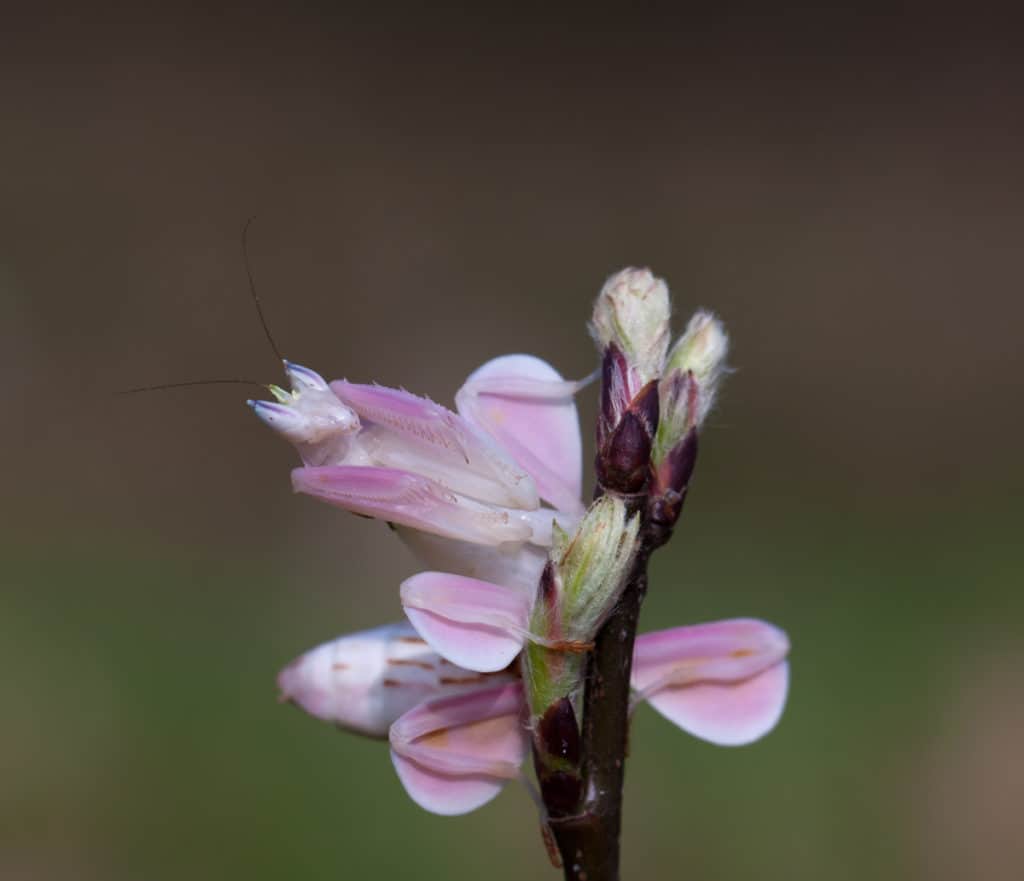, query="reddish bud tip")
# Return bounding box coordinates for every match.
[597,410,653,494]
[655,427,698,497]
